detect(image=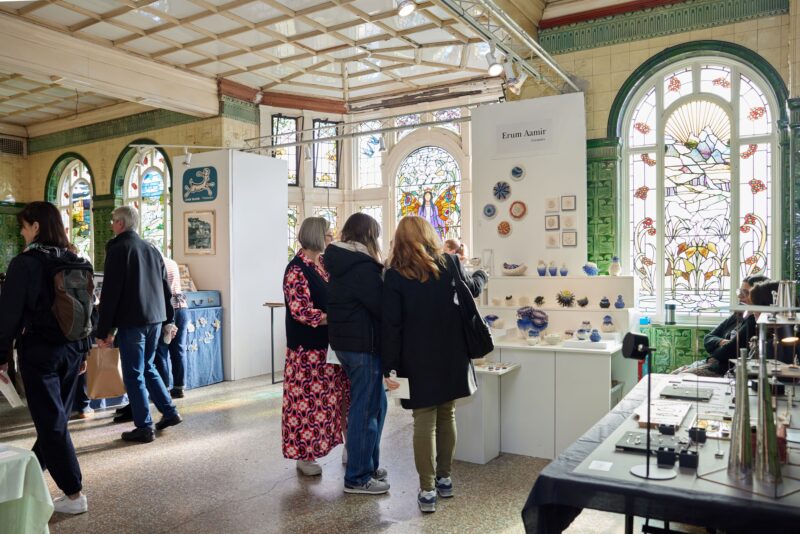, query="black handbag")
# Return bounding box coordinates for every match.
[444,254,494,359]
